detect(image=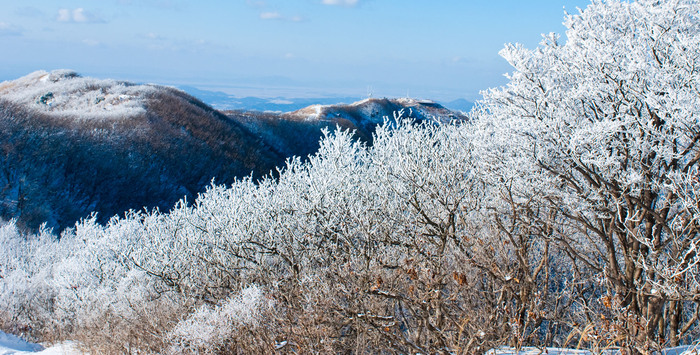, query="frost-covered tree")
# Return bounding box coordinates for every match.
[0,220,58,337]
[2,0,700,353]
[474,0,700,349]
